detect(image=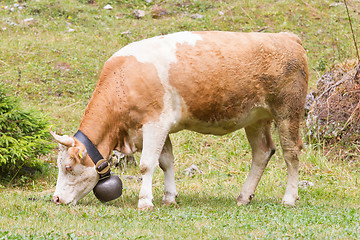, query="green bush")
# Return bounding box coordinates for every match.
[0,85,54,180]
